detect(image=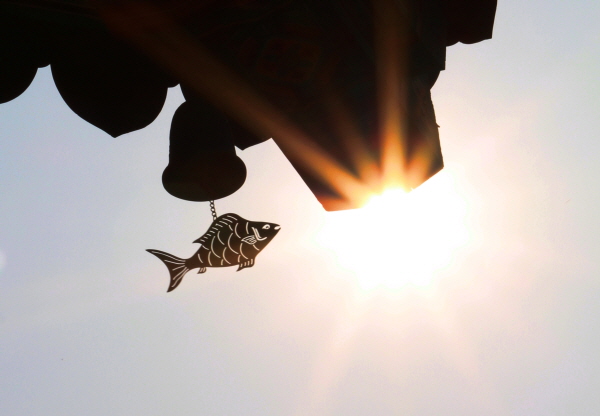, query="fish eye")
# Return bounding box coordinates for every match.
[262,224,270,230]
